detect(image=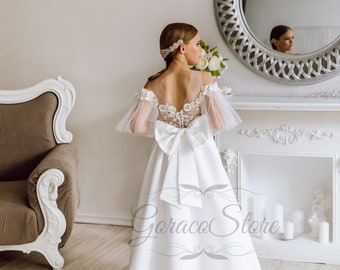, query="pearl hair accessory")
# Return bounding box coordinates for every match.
[160,39,183,59]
